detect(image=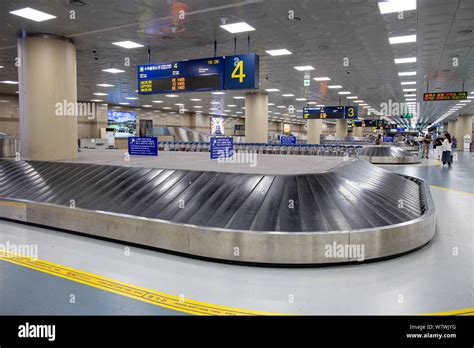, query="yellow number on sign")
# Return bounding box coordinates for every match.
[347,108,355,117]
[232,60,246,83]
